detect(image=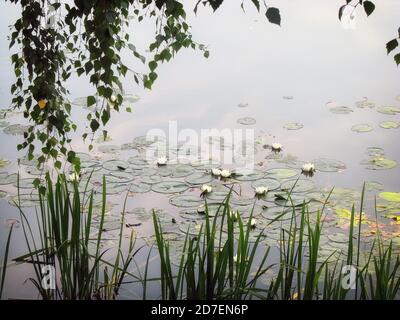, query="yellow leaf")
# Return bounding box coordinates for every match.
[38,99,47,109]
